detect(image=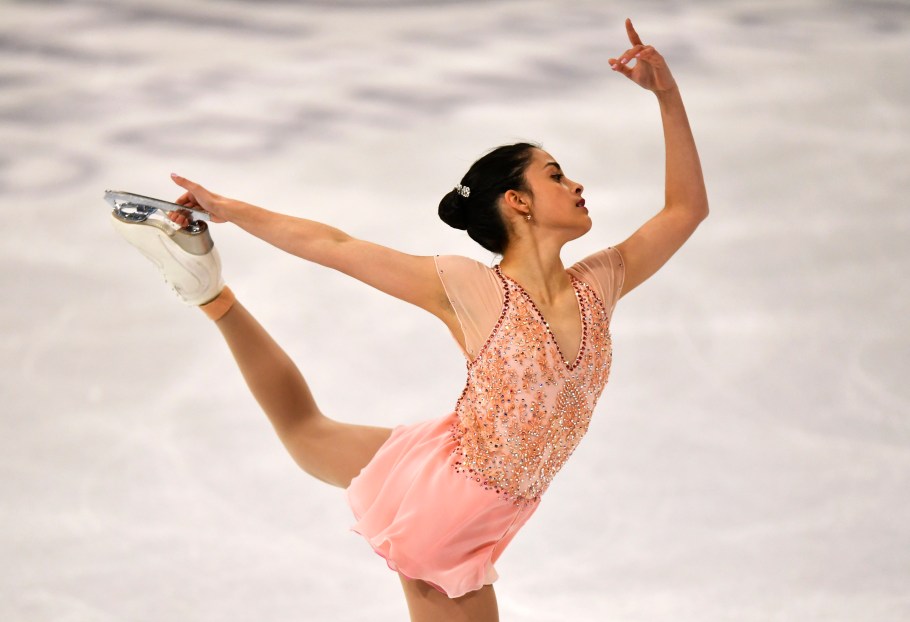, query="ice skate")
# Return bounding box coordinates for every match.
[107,190,224,306]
